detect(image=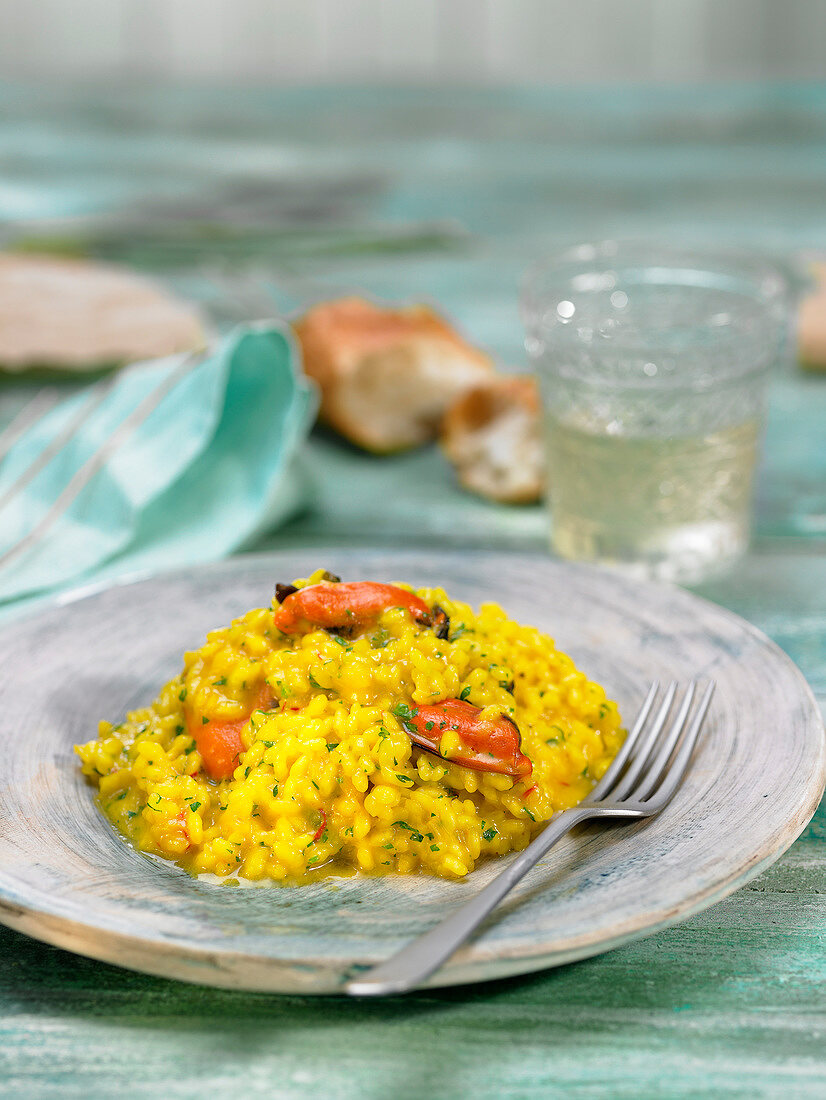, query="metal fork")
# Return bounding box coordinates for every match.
[345,679,715,997]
